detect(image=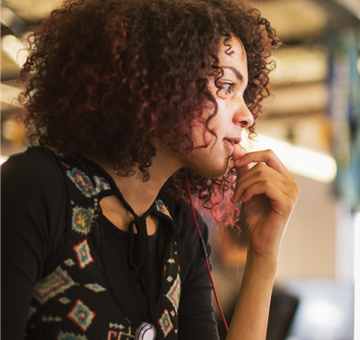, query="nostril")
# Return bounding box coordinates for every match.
[239,120,249,128]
